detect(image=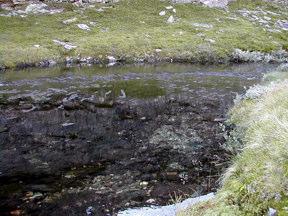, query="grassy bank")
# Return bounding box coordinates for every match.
[0,0,288,68]
[178,65,288,215]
